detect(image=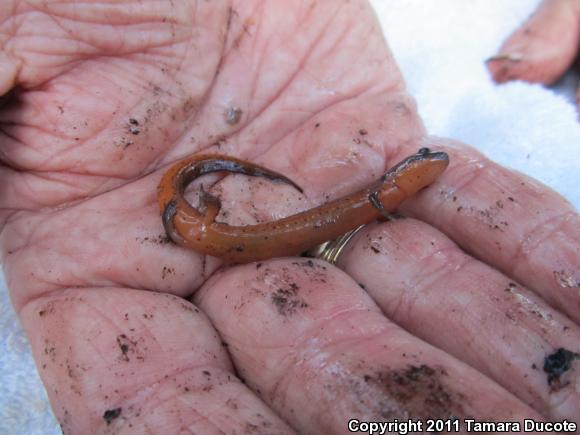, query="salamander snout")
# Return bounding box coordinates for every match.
[416,147,449,163]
